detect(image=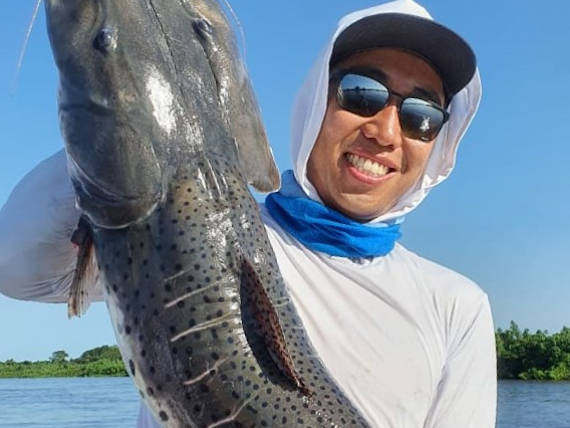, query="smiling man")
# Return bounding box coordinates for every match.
[0,1,495,427]
[261,1,496,427]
